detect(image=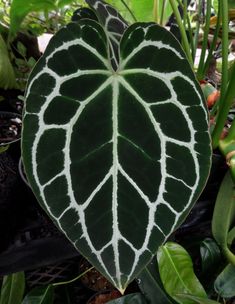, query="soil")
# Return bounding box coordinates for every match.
[79,258,114,291]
